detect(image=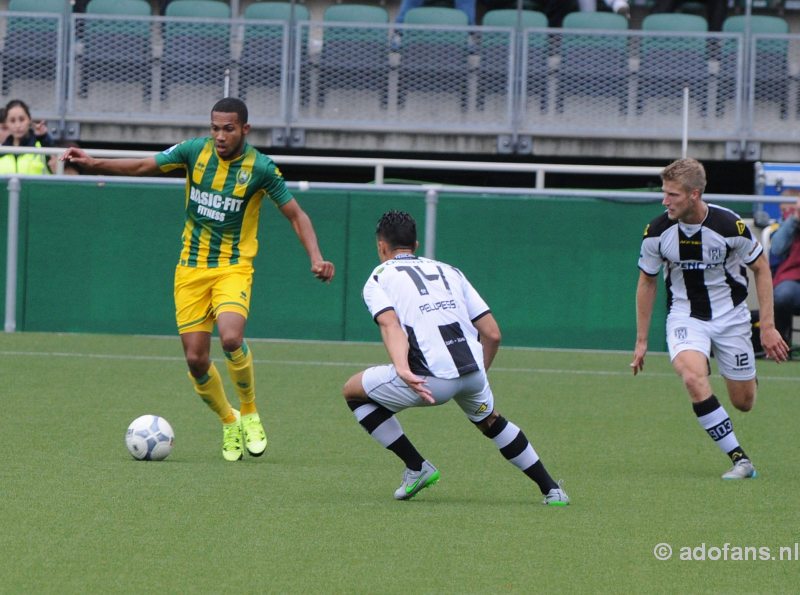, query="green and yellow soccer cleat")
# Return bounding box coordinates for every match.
[222,409,244,462]
[241,412,268,457]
